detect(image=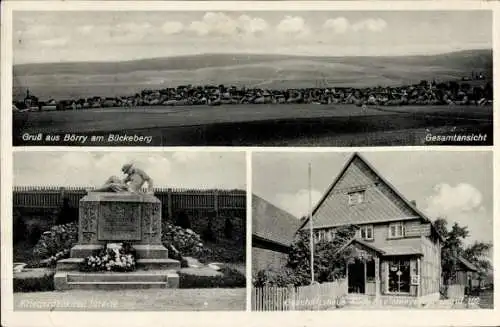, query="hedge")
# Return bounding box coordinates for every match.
[179,267,246,289]
[14,271,55,292]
